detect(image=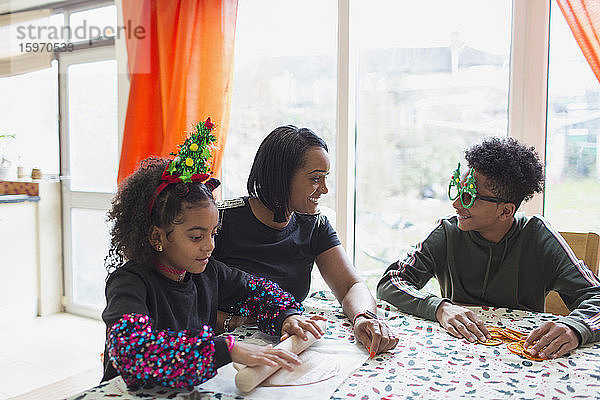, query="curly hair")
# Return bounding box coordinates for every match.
[465,137,544,209]
[105,157,220,275]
